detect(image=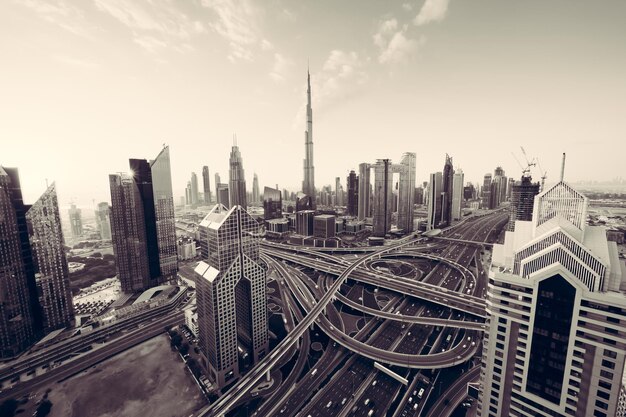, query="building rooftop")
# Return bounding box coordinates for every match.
[194,261,220,283]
